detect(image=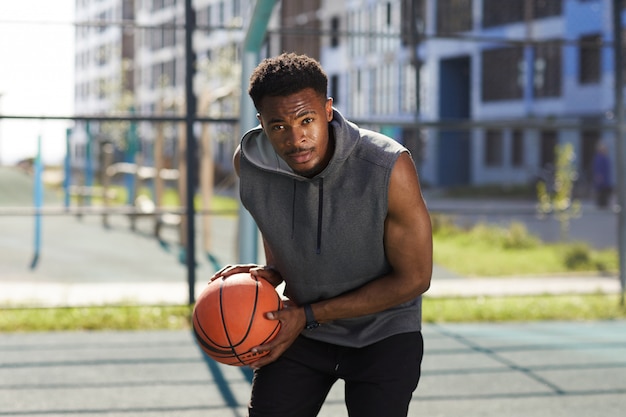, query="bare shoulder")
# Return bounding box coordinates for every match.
[389,152,422,206]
